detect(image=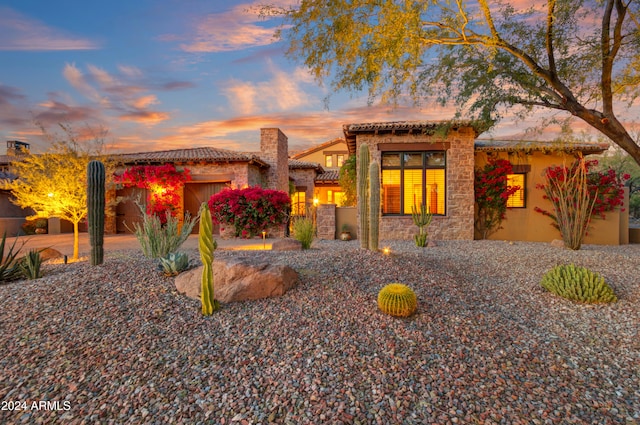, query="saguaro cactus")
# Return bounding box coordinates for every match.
[87,160,105,266]
[199,202,219,315]
[369,161,380,251]
[358,144,370,249]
